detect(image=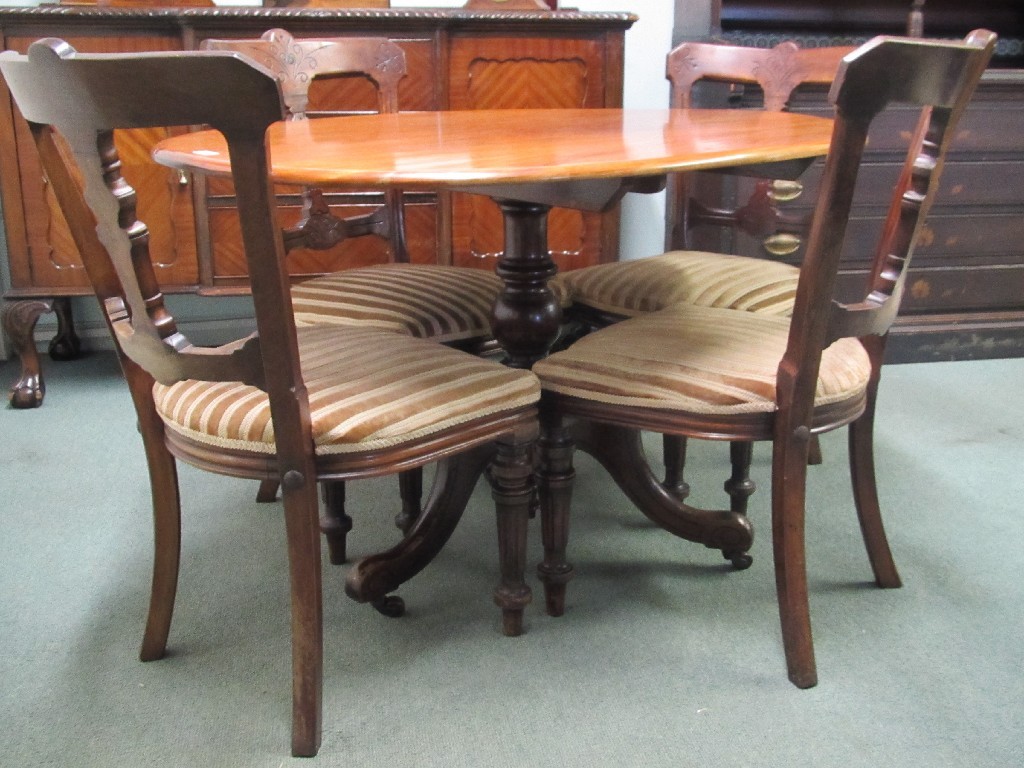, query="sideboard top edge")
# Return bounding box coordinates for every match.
[0,6,638,27]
